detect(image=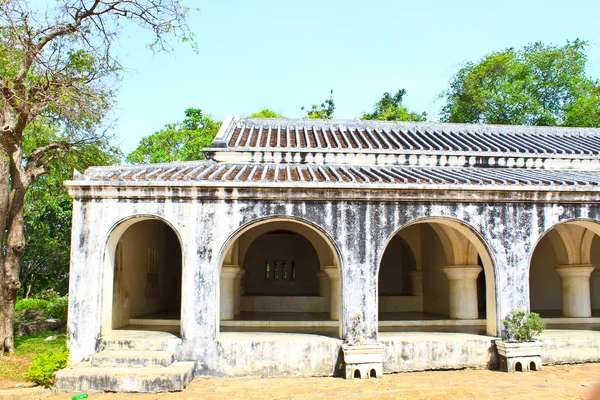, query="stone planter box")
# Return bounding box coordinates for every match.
[496,340,542,372]
[341,343,385,379]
